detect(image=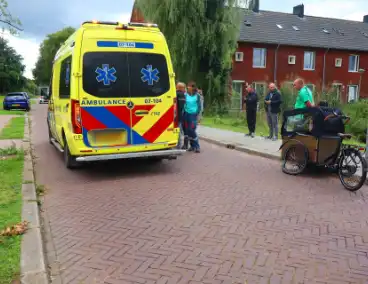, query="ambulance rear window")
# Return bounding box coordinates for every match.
[82,52,169,98]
